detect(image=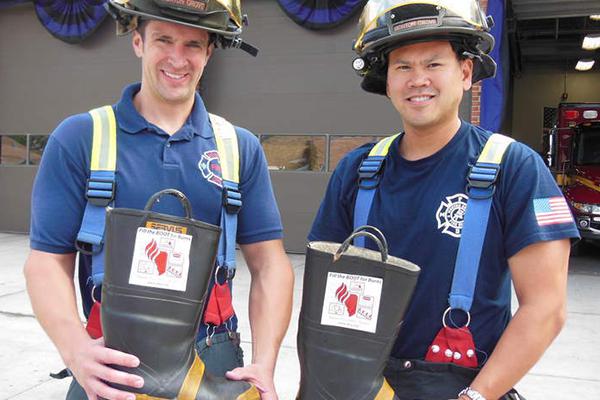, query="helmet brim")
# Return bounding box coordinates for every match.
[107,1,241,38]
